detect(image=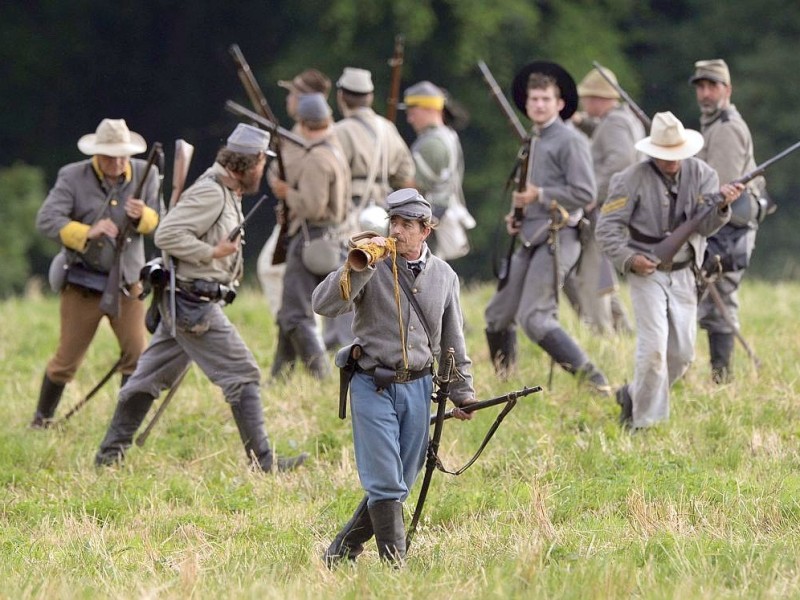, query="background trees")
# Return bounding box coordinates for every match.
[1,0,798,295]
